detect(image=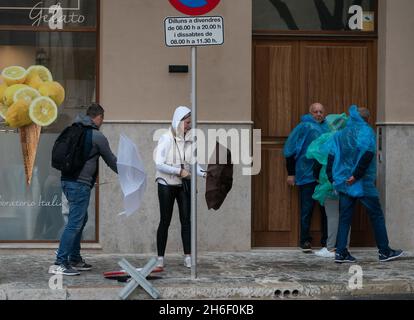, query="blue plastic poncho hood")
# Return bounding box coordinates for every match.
[330,105,378,197]
[284,114,329,186]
